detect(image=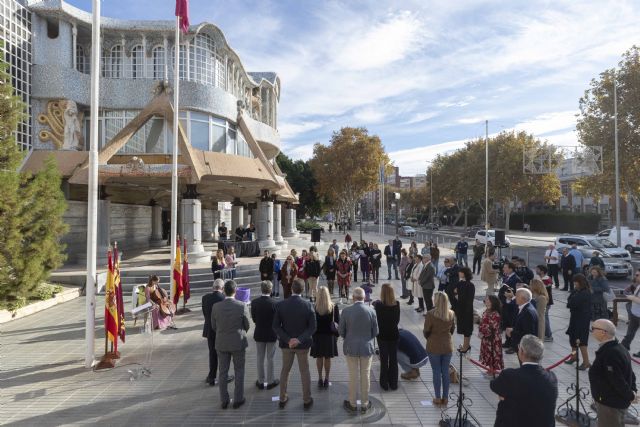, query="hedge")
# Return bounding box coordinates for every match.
[509,212,602,234]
